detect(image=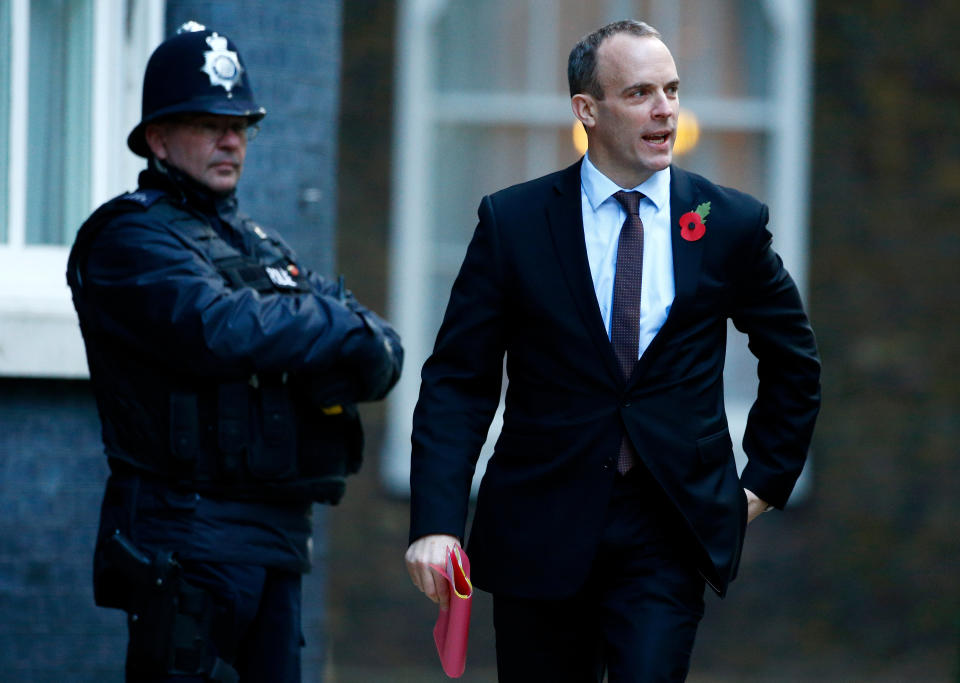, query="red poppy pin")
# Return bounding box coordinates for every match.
[679,202,711,242]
